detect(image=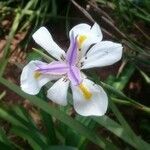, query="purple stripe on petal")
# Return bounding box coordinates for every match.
[36,61,68,75]
[67,66,82,85]
[66,32,78,66]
